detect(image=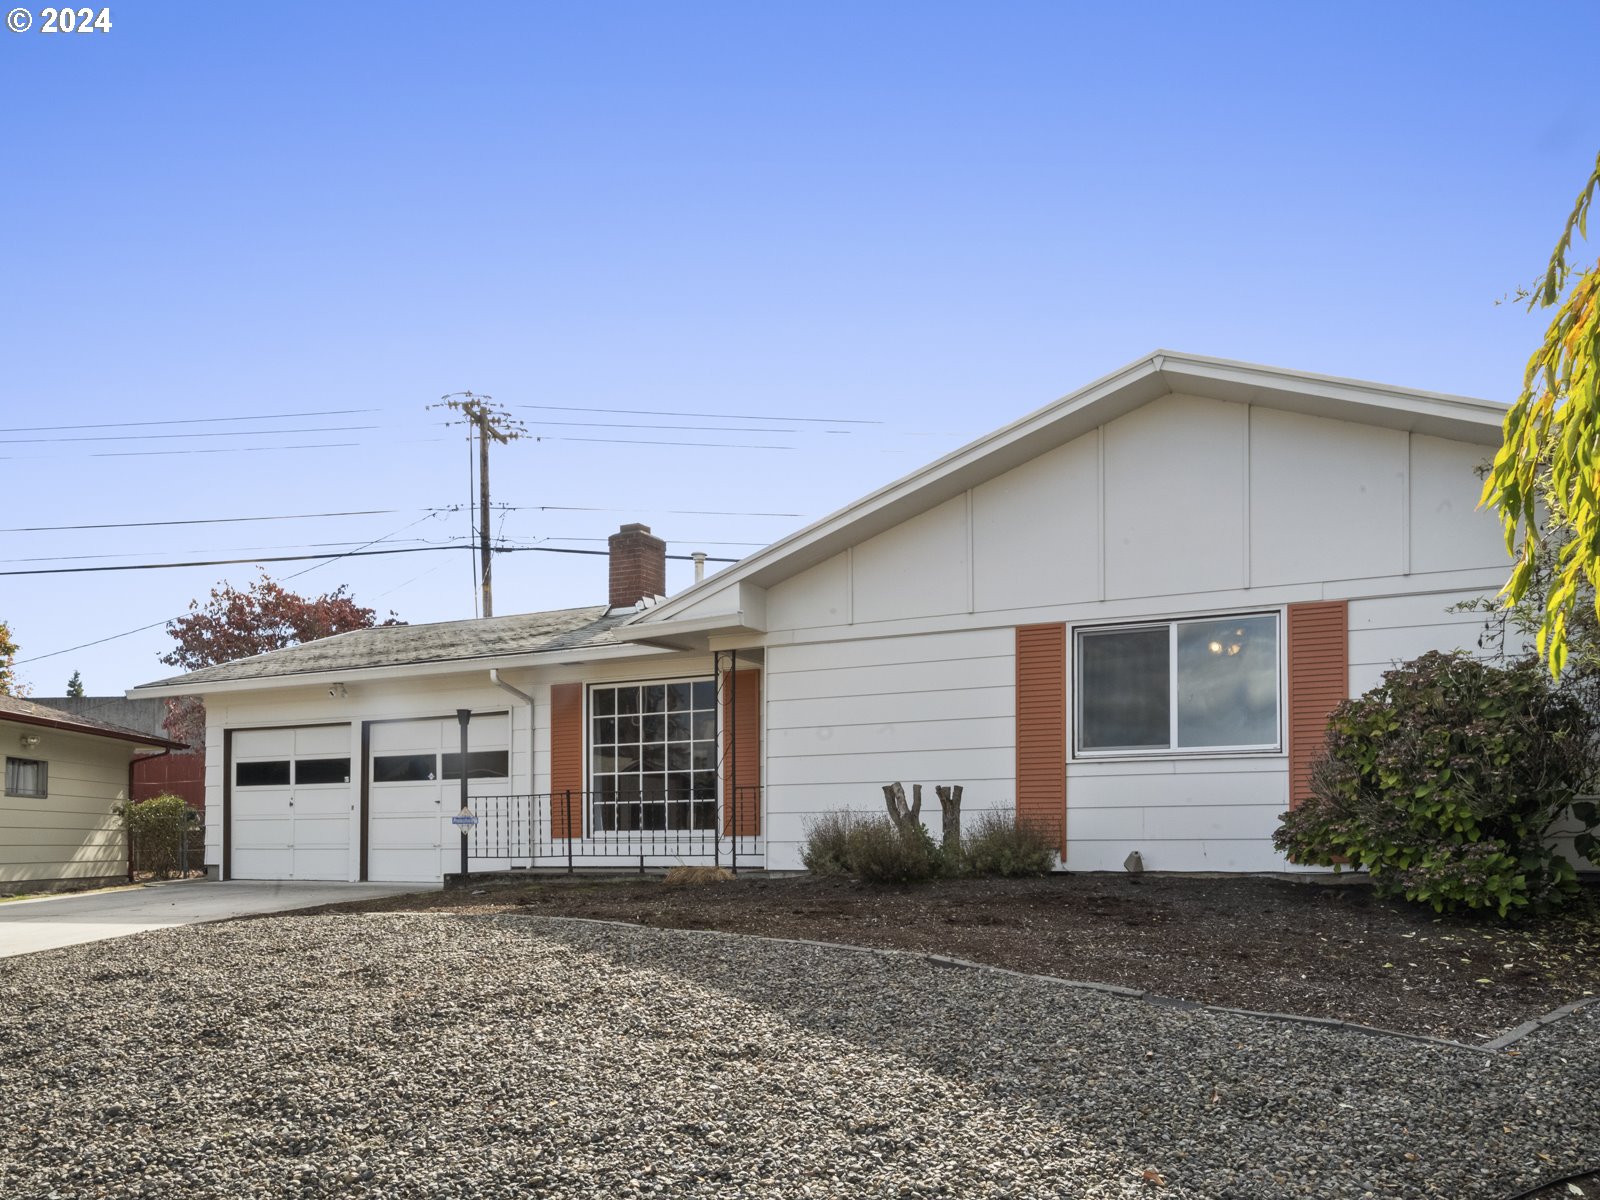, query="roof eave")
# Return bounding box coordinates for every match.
[125,638,673,699]
[1,710,186,751]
